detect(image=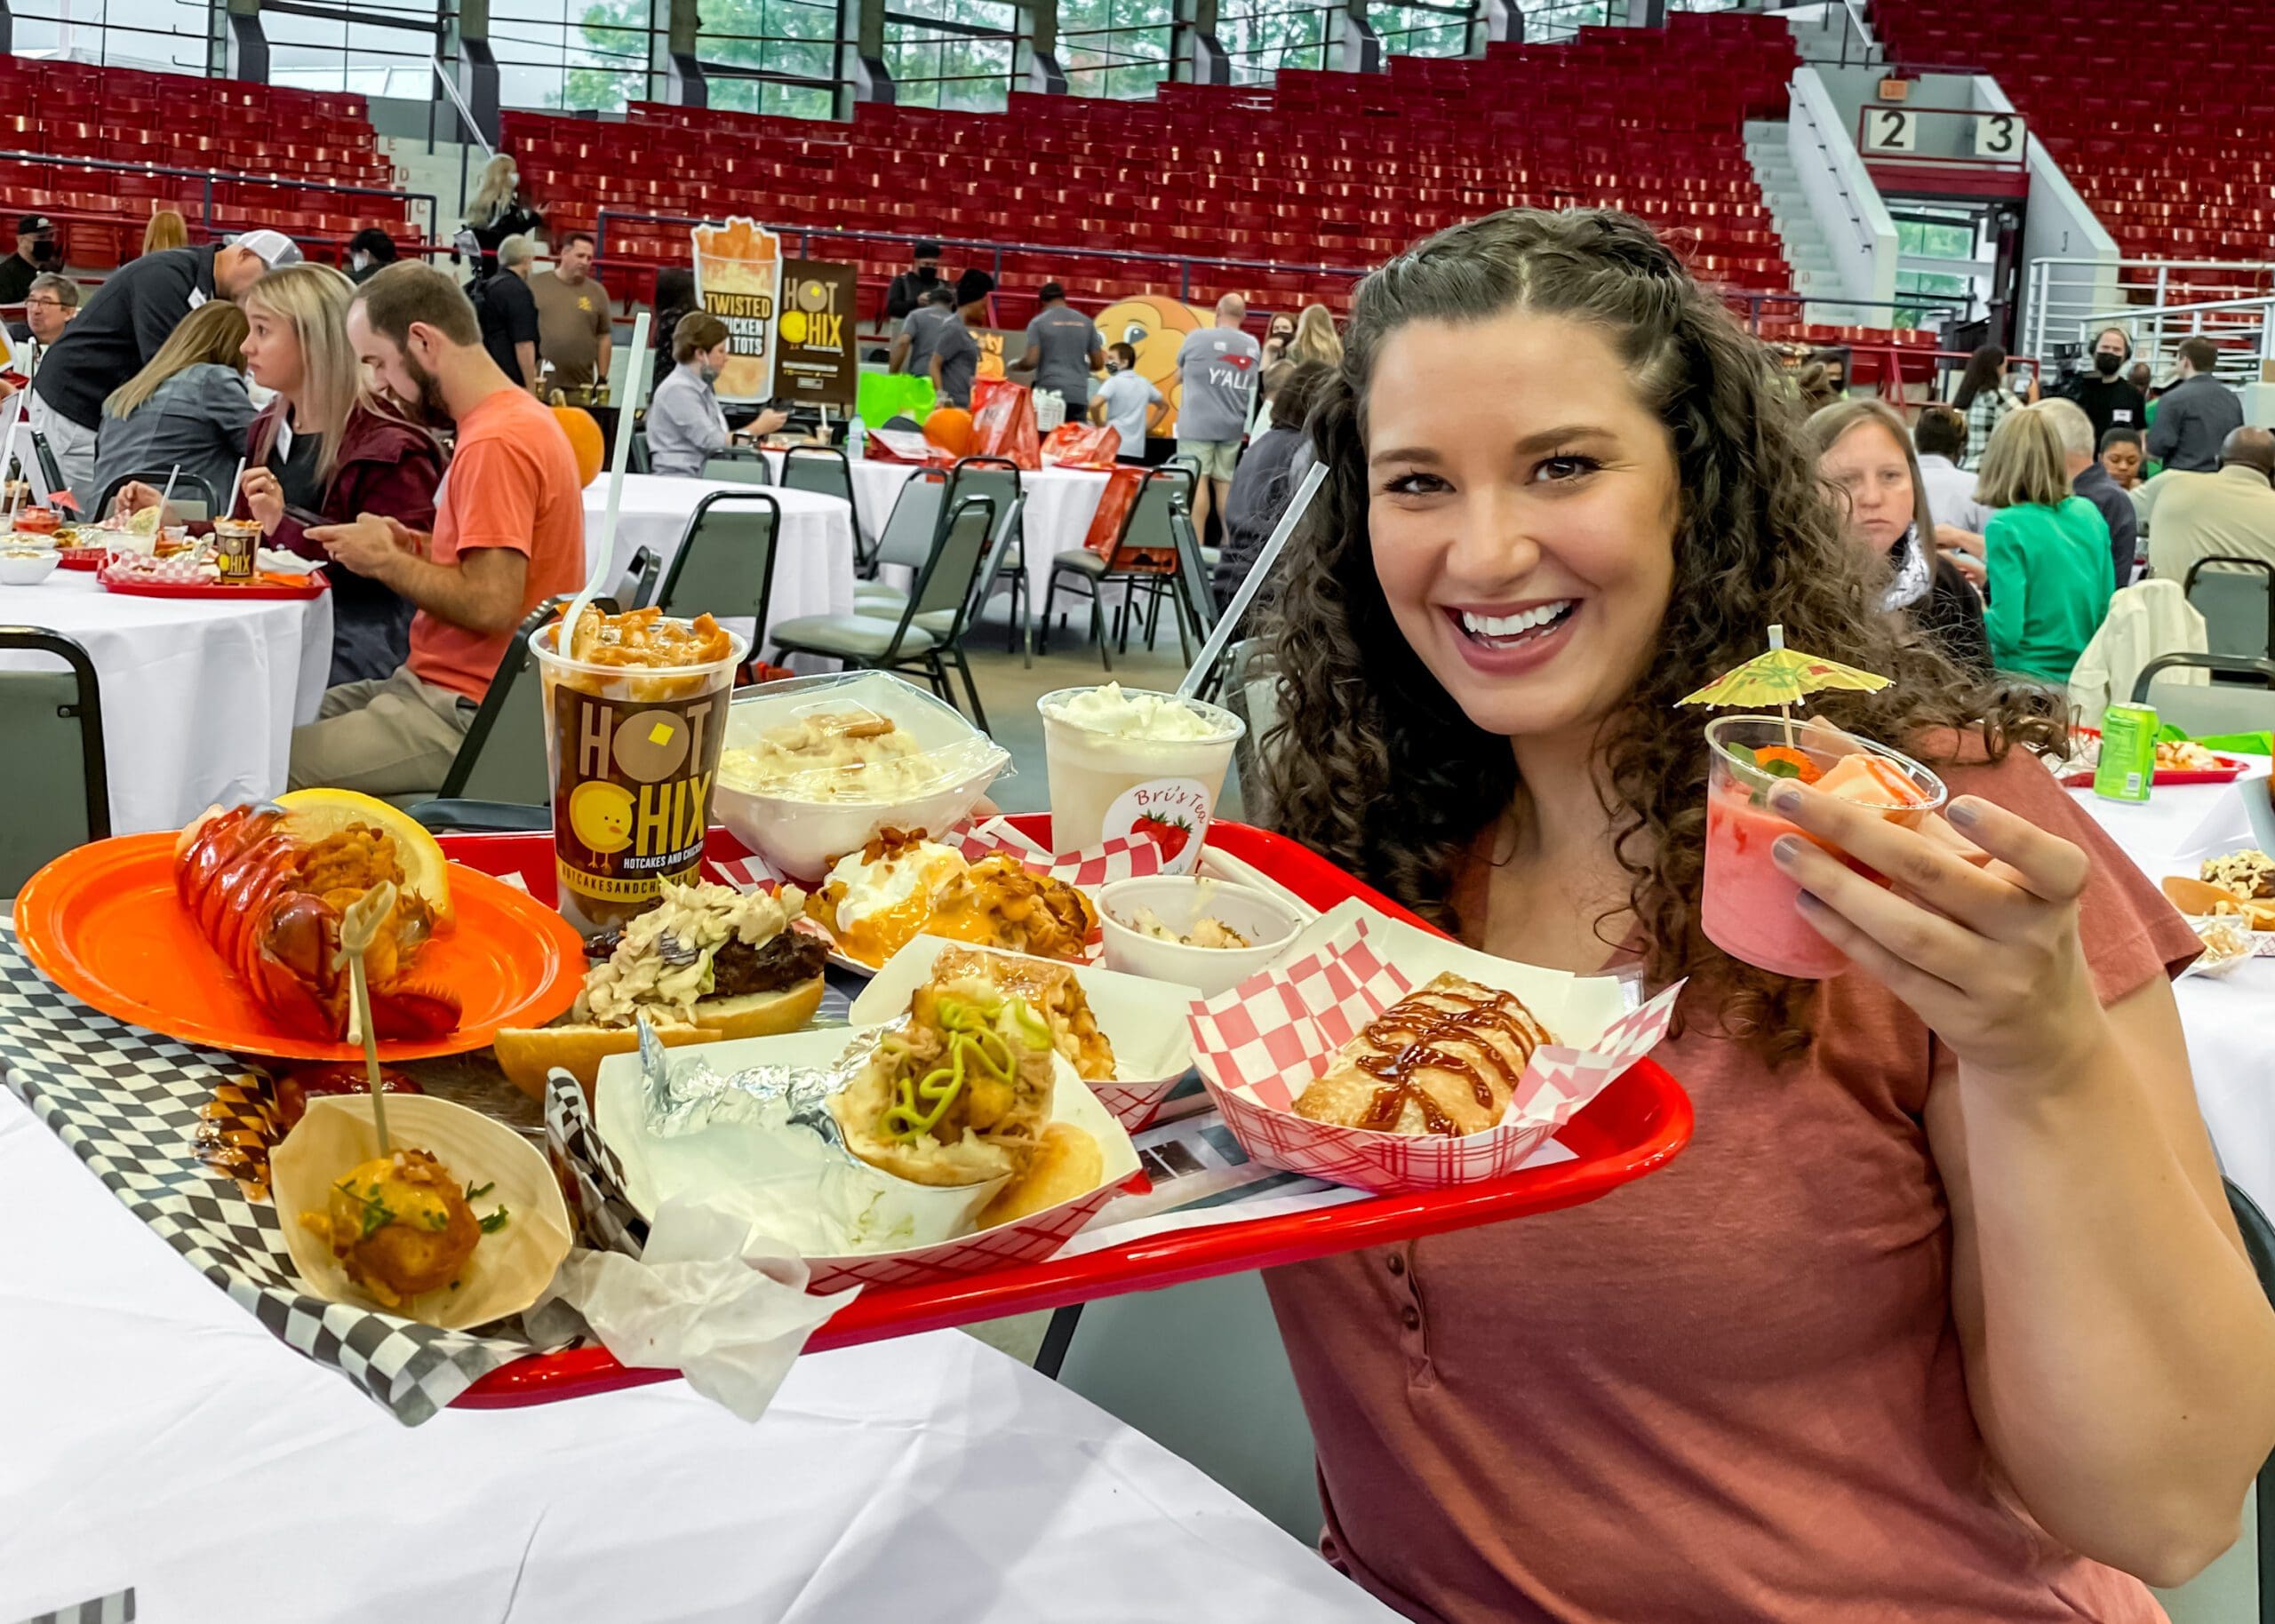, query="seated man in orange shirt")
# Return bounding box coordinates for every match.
[287,261,586,797]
